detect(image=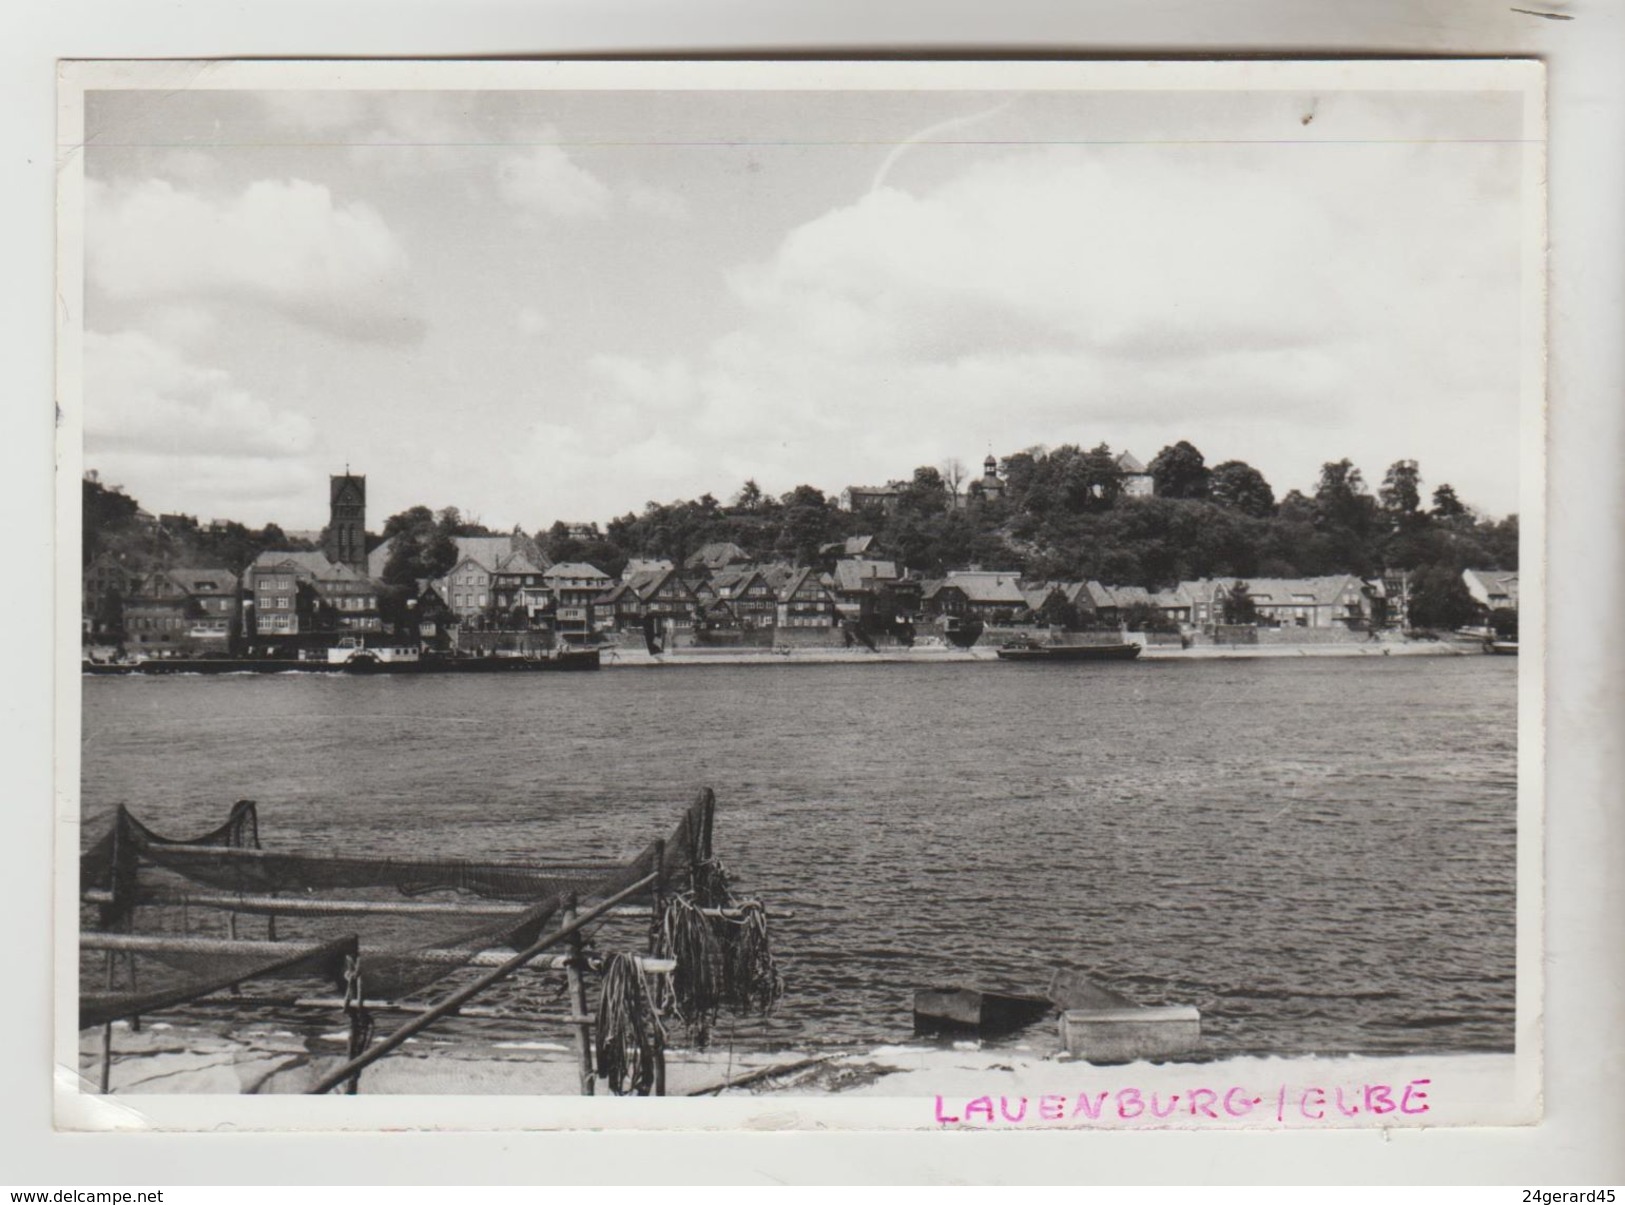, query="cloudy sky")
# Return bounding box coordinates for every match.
[79,80,1532,531]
